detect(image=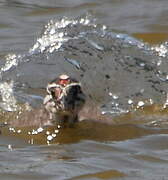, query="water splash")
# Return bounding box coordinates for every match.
[115,33,146,49]
[29,14,97,54]
[0,81,18,111]
[0,54,21,78]
[1,13,168,118]
[29,12,168,62]
[151,42,168,57]
[110,33,168,59]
